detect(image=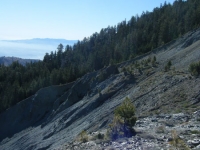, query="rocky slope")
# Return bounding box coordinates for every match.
[1,29,200,150]
[62,111,200,150]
